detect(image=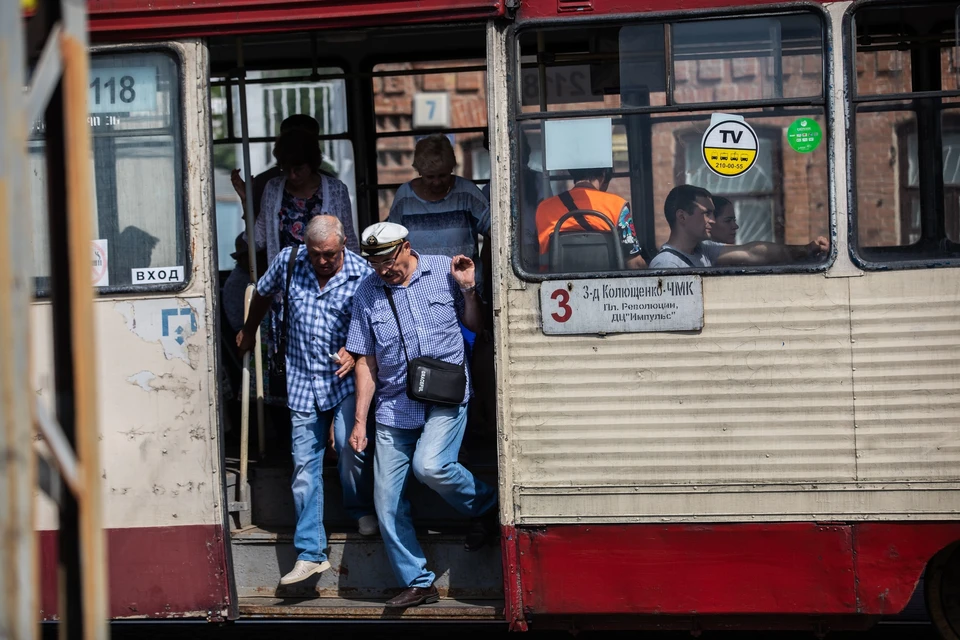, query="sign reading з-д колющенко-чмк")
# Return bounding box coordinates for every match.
[540,276,703,335]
